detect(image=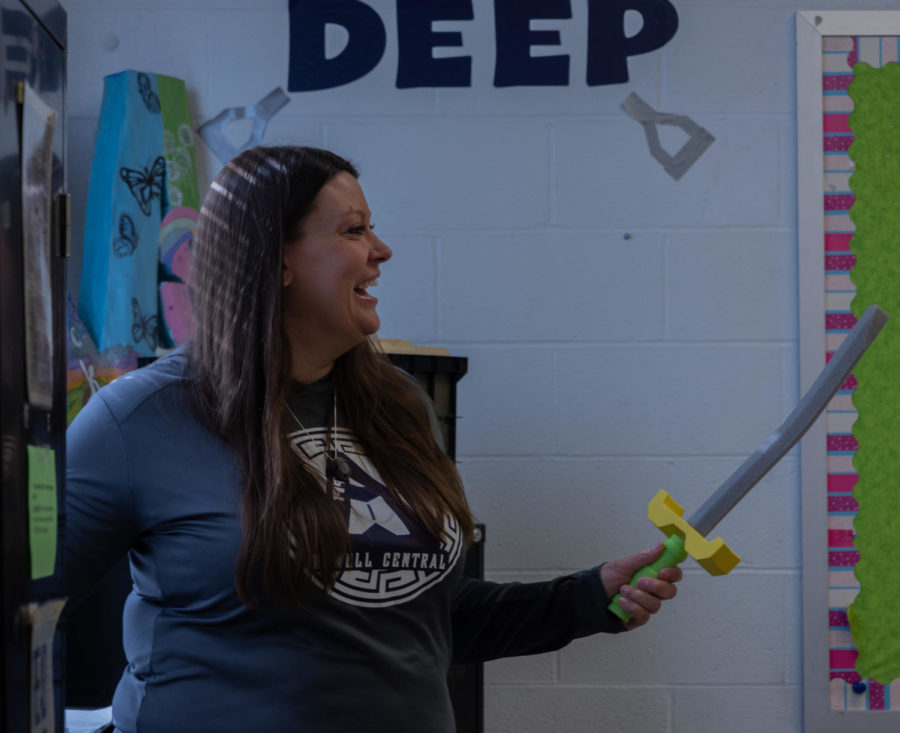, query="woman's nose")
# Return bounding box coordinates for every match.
[370,234,392,263]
